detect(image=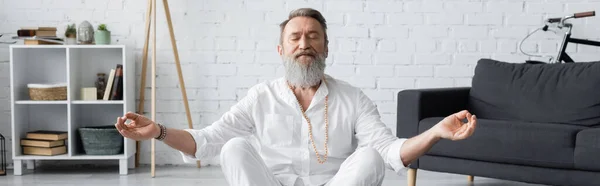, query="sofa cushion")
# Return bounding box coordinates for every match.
[468,58,600,126]
[575,128,600,171]
[419,117,588,169]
